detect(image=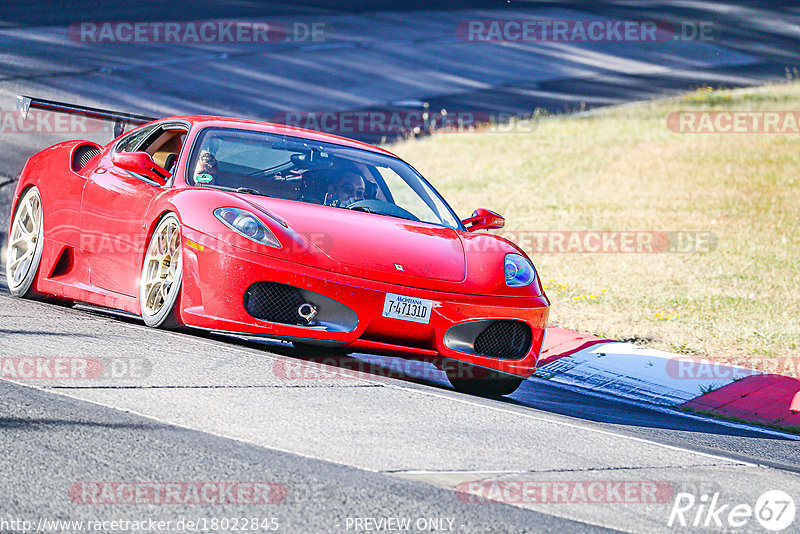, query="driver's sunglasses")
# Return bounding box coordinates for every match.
[339,184,365,197]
